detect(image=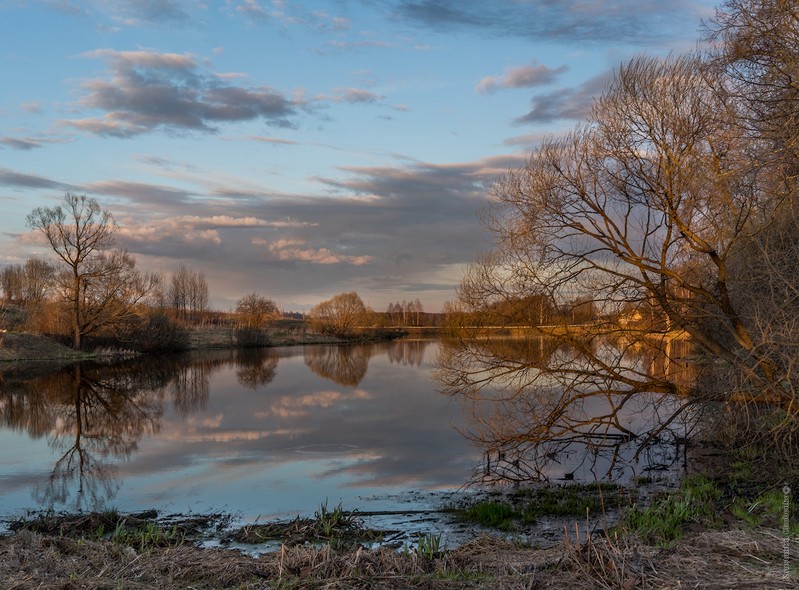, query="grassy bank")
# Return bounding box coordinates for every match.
[1,512,792,589]
[0,332,89,362]
[3,479,796,589]
[0,320,405,362]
